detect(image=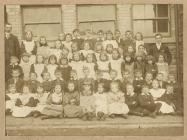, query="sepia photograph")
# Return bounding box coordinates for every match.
[3,3,184,136]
